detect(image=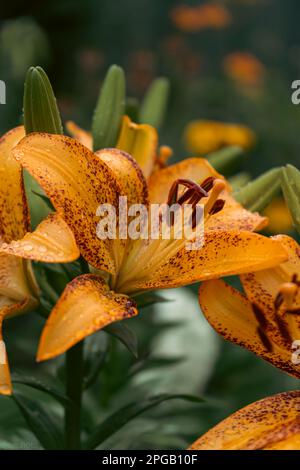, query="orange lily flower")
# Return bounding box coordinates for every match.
[171,3,232,33]
[199,235,300,378]
[189,391,300,450]
[223,52,265,87]
[0,127,80,395]
[184,119,256,155]
[66,116,172,179]
[2,132,287,362]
